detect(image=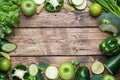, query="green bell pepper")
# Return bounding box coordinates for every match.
[99,36,120,56]
[0,73,8,80]
[45,0,64,12]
